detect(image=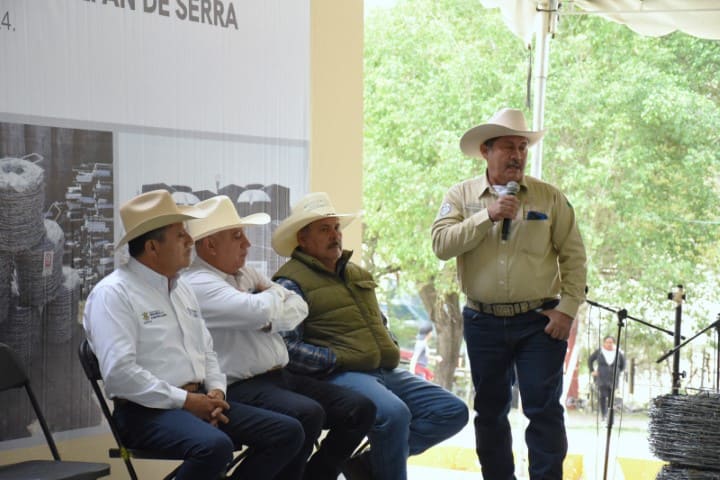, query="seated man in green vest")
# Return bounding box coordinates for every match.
[271,192,469,480]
